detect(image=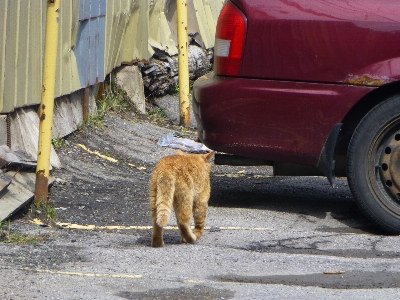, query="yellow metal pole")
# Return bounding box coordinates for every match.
[176,0,190,127]
[35,0,60,203]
